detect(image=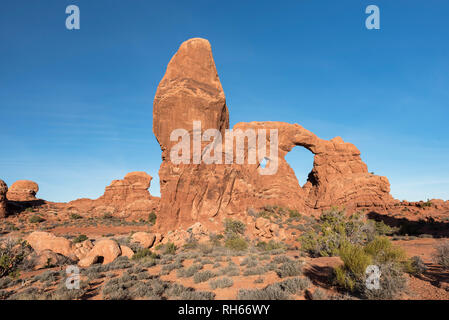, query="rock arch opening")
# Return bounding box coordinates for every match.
[284,146,315,187]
